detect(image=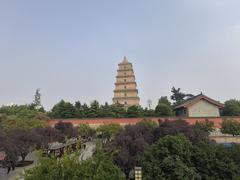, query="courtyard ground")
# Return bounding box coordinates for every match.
[0,151,38,180]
